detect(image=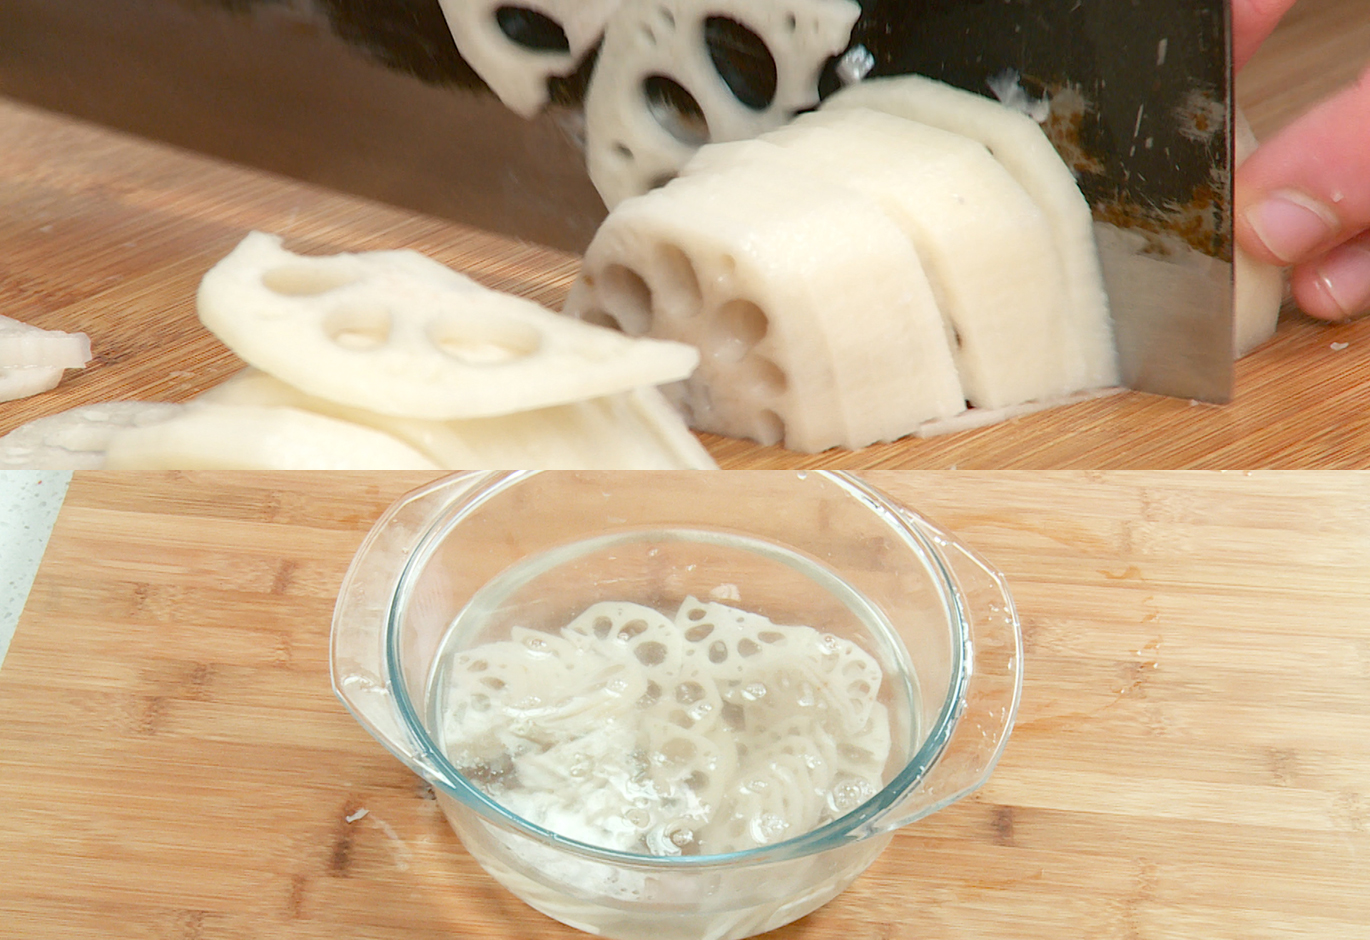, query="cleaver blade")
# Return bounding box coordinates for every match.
[0,0,1233,401]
